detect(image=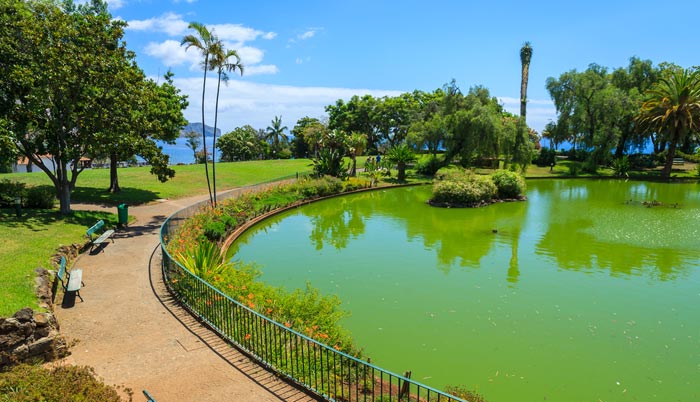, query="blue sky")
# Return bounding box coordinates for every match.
[108,0,700,135]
